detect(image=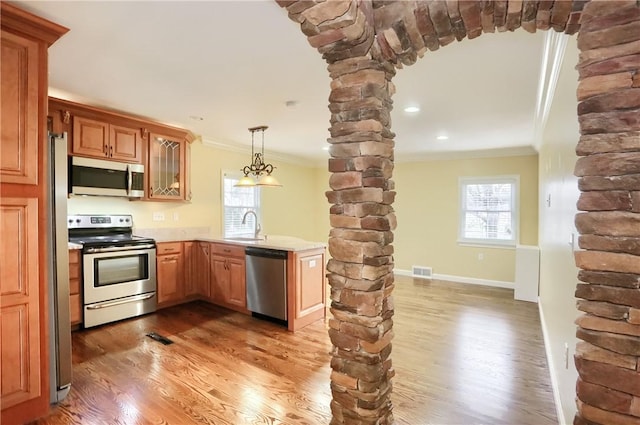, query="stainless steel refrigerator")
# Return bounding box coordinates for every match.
[47,132,72,402]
